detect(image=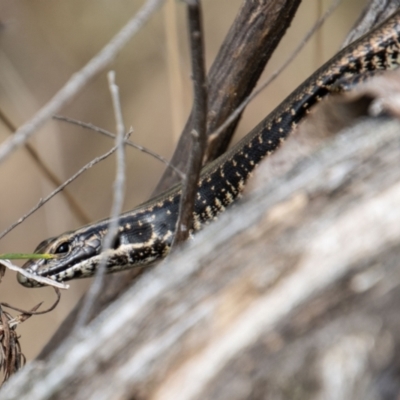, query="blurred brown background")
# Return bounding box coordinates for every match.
[0,0,365,360]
